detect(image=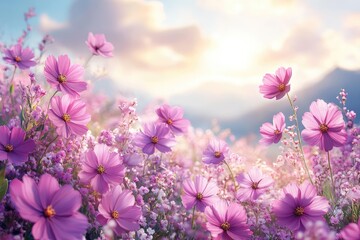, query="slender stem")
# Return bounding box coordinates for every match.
[327,151,335,193]
[84,54,94,68]
[46,90,59,113]
[224,160,238,191]
[191,205,196,229]
[9,66,17,111]
[37,135,58,172]
[286,93,314,184]
[9,66,17,84]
